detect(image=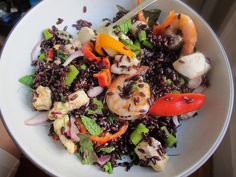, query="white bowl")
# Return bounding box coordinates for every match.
[0,0,234,176]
